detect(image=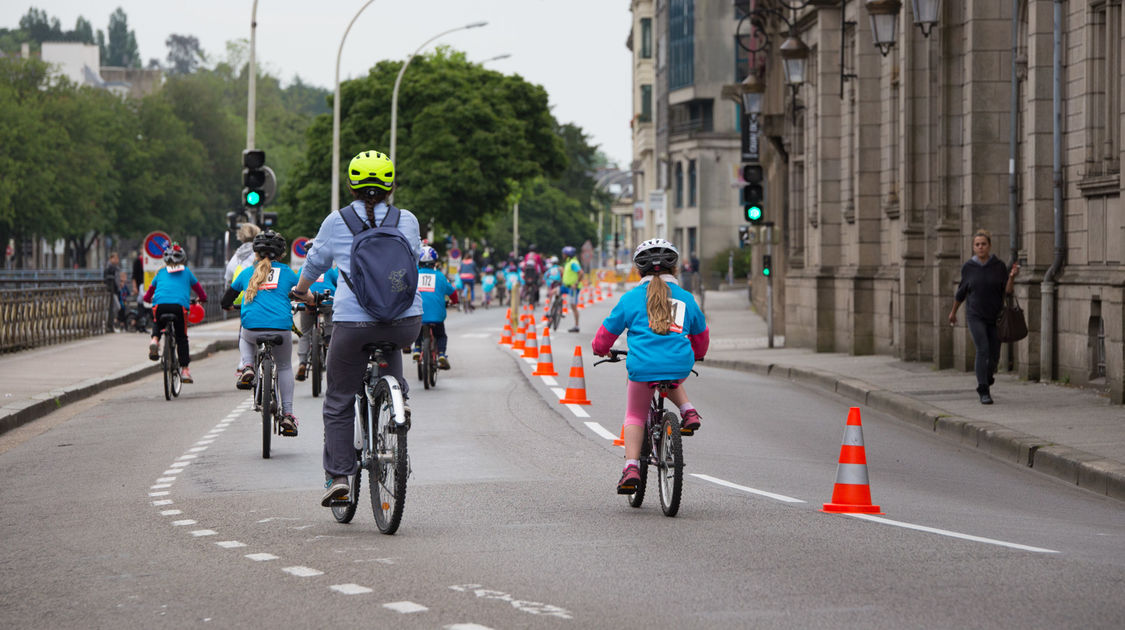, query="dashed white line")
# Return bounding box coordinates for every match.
[215,541,247,549]
[550,387,565,399]
[188,446,207,452]
[176,454,198,461]
[150,484,172,490]
[149,491,170,497]
[539,375,558,386]
[330,584,373,595]
[156,477,176,483]
[283,566,324,577]
[171,520,197,527]
[383,601,429,614]
[584,421,620,441]
[564,404,590,418]
[846,514,1060,554]
[160,509,182,516]
[445,624,495,630]
[162,469,182,475]
[690,473,805,504]
[191,530,217,537]
[245,553,279,562]
[152,500,173,506]
[196,440,215,445]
